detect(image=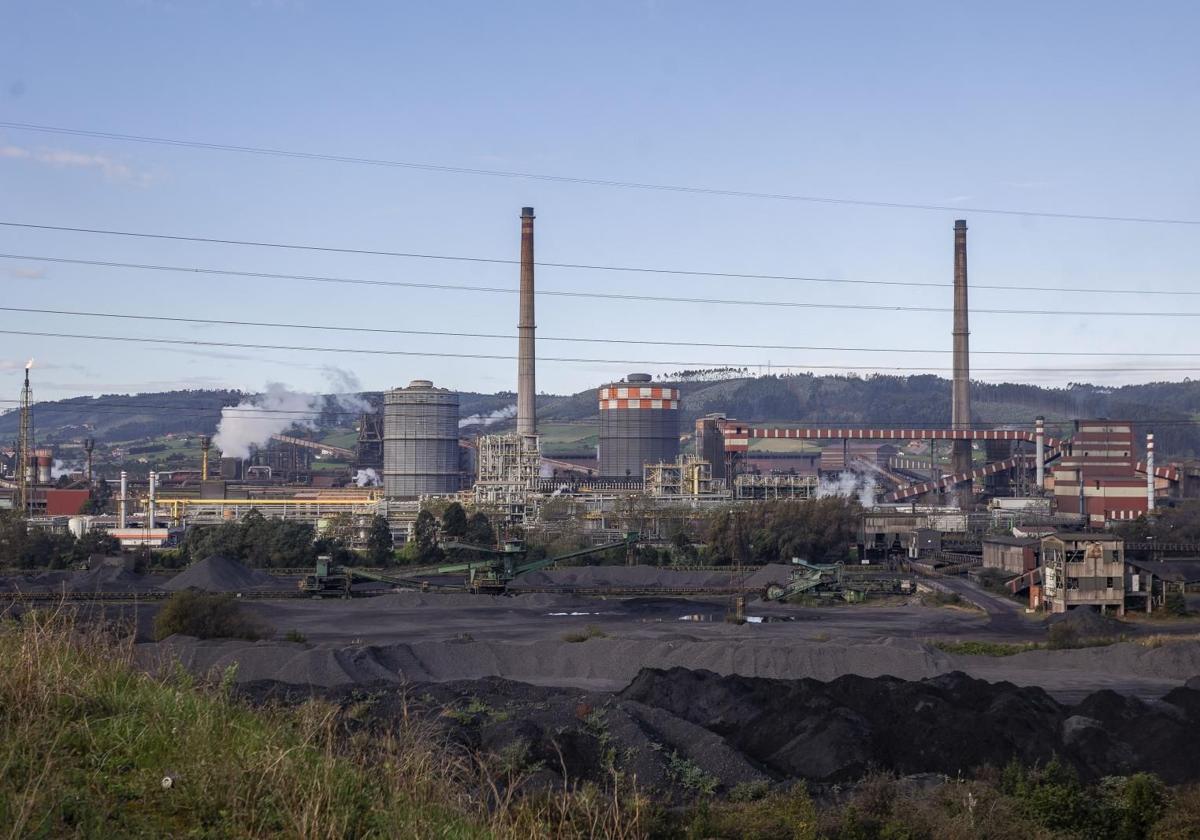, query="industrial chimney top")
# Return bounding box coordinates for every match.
[407,379,435,389]
[626,373,653,383]
[521,207,535,217]
[955,219,967,230]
